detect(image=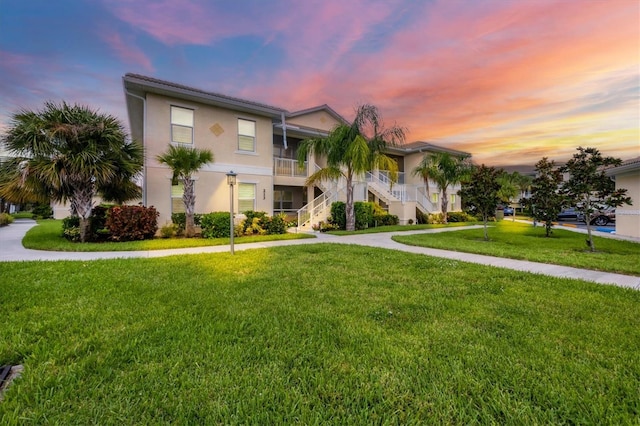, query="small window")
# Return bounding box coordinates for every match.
[171,181,185,213]
[431,193,439,204]
[450,194,456,205]
[238,183,256,212]
[171,106,194,144]
[238,119,256,152]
